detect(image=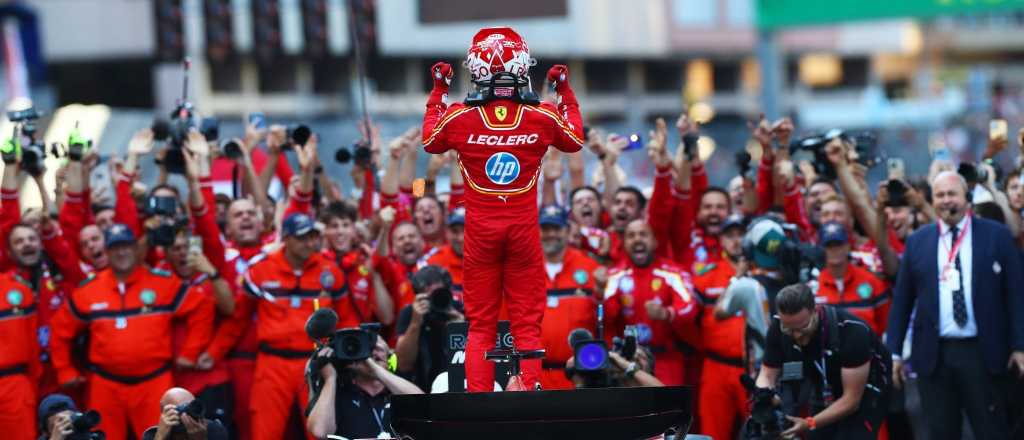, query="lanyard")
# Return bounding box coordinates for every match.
[370,404,386,436]
[942,216,970,270]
